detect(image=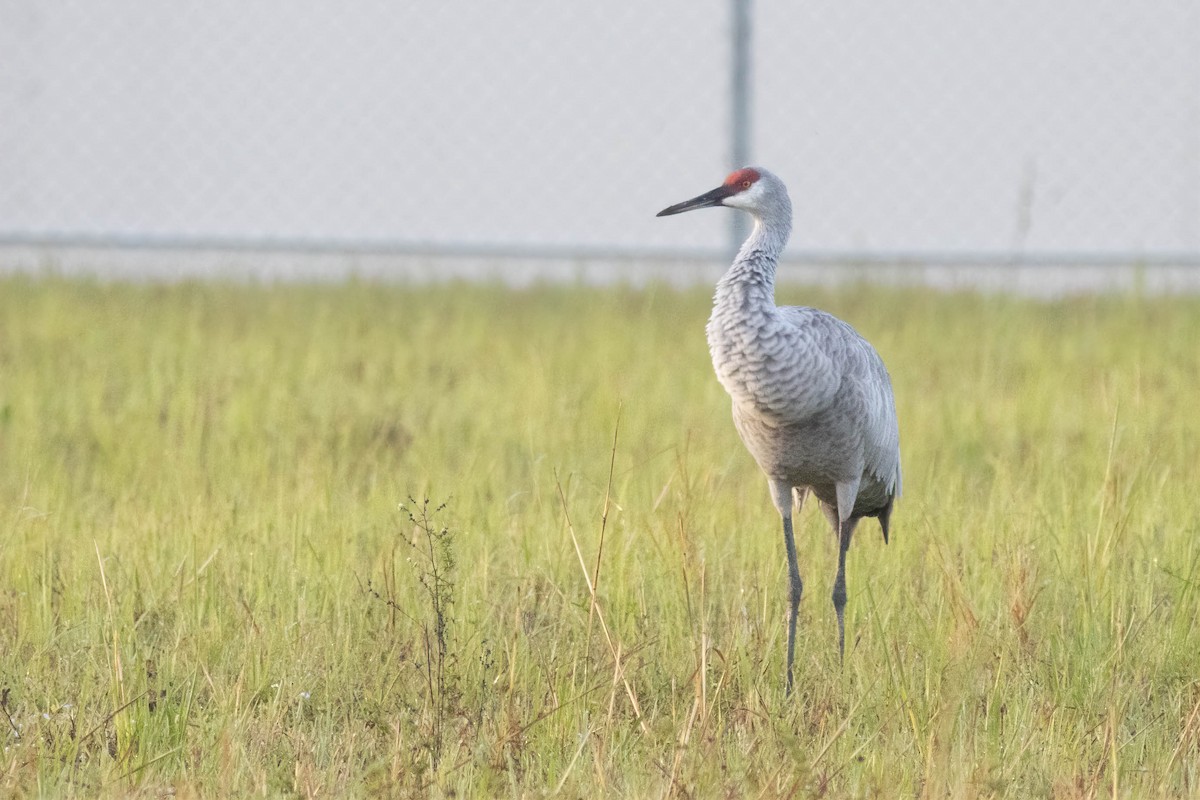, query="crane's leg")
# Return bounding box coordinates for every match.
[771,481,805,694]
[831,517,859,661]
[831,478,861,663]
